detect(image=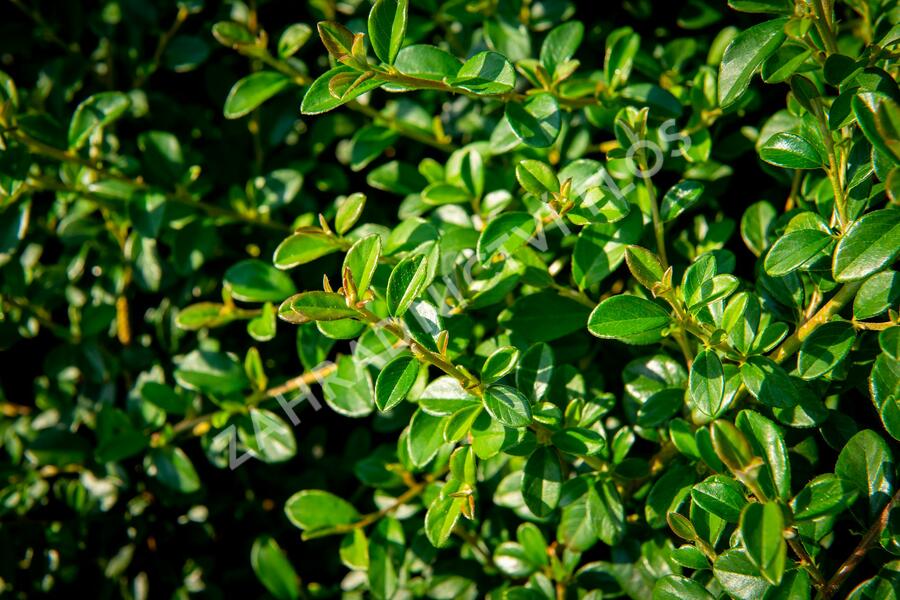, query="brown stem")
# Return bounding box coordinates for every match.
[168,362,338,436]
[769,282,862,364]
[788,534,827,589]
[818,489,900,599]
